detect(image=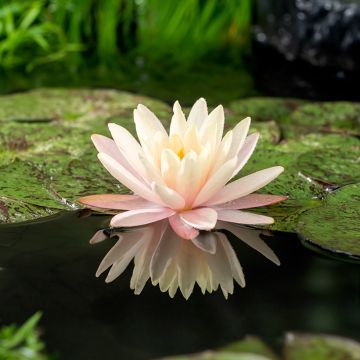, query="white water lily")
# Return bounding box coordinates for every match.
[91,220,280,299]
[79,98,286,239]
